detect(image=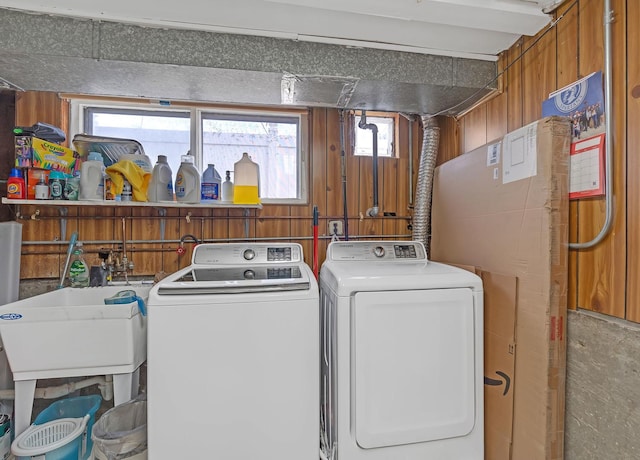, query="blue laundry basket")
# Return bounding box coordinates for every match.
[34,394,102,460]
